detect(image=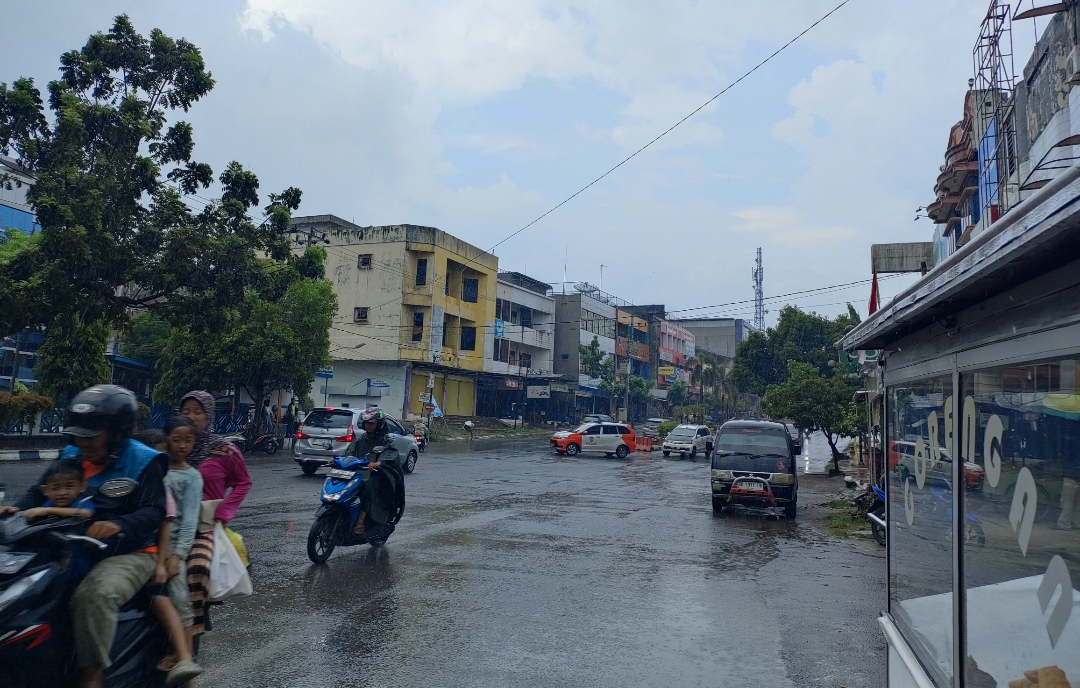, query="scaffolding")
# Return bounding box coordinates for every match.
[972,0,1019,227]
